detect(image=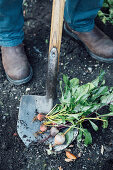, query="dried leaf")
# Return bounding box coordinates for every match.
[65,158,73,162]
[65,151,77,160]
[58,166,63,170]
[69,145,74,148]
